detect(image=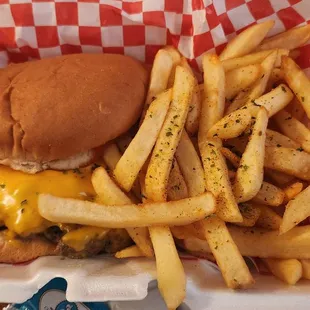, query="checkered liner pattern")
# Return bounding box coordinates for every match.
[0,0,309,70]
